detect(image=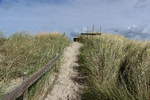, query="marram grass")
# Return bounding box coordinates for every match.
[0,32,70,98]
[79,34,150,100]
